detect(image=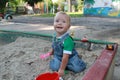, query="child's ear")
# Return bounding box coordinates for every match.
[69,24,71,28]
